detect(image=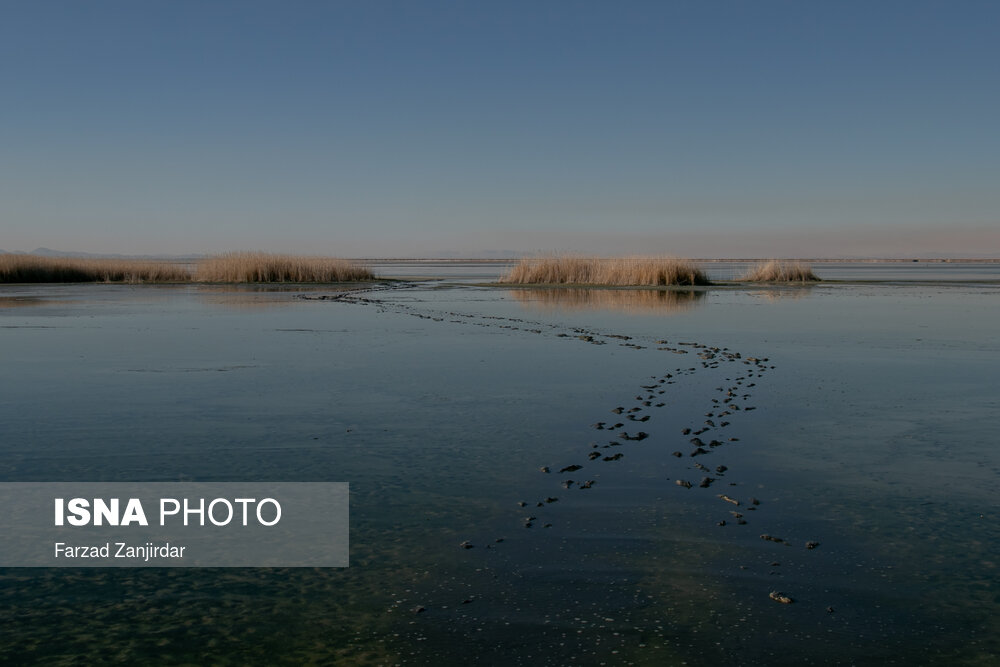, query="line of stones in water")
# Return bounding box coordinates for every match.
[304,284,832,659]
